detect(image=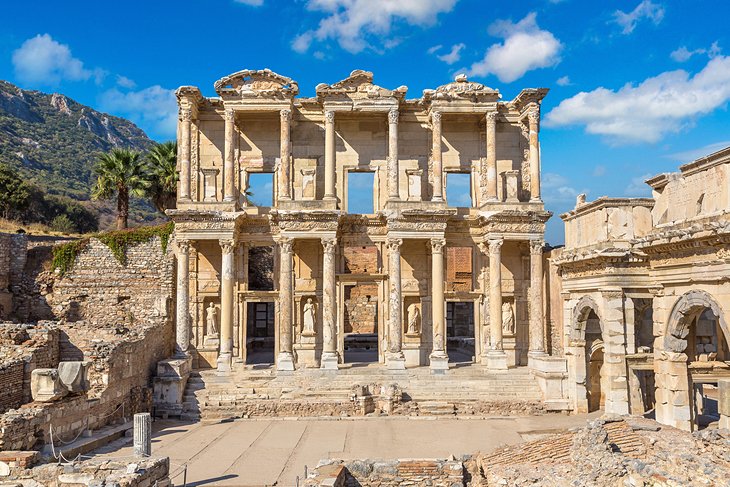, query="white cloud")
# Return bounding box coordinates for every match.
[541,172,584,203]
[556,75,571,86]
[467,13,561,83]
[593,165,606,177]
[671,41,722,62]
[436,43,465,65]
[624,173,652,196]
[99,86,177,138]
[234,0,263,5]
[544,55,730,143]
[666,141,730,163]
[613,0,665,35]
[427,44,442,55]
[293,0,458,54]
[115,75,136,89]
[12,34,105,86]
